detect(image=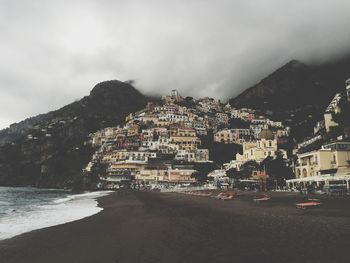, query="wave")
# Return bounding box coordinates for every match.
[51,191,112,204]
[0,190,113,240]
